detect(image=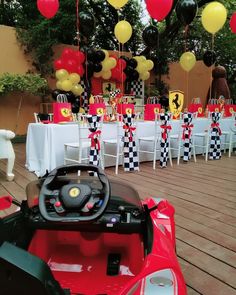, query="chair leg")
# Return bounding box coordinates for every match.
[192,139,197,163]
[229,132,233,157]
[177,139,181,165]
[115,144,120,175]
[168,144,173,167]
[153,140,157,170]
[6,155,15,181]
[205,136,209,162]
